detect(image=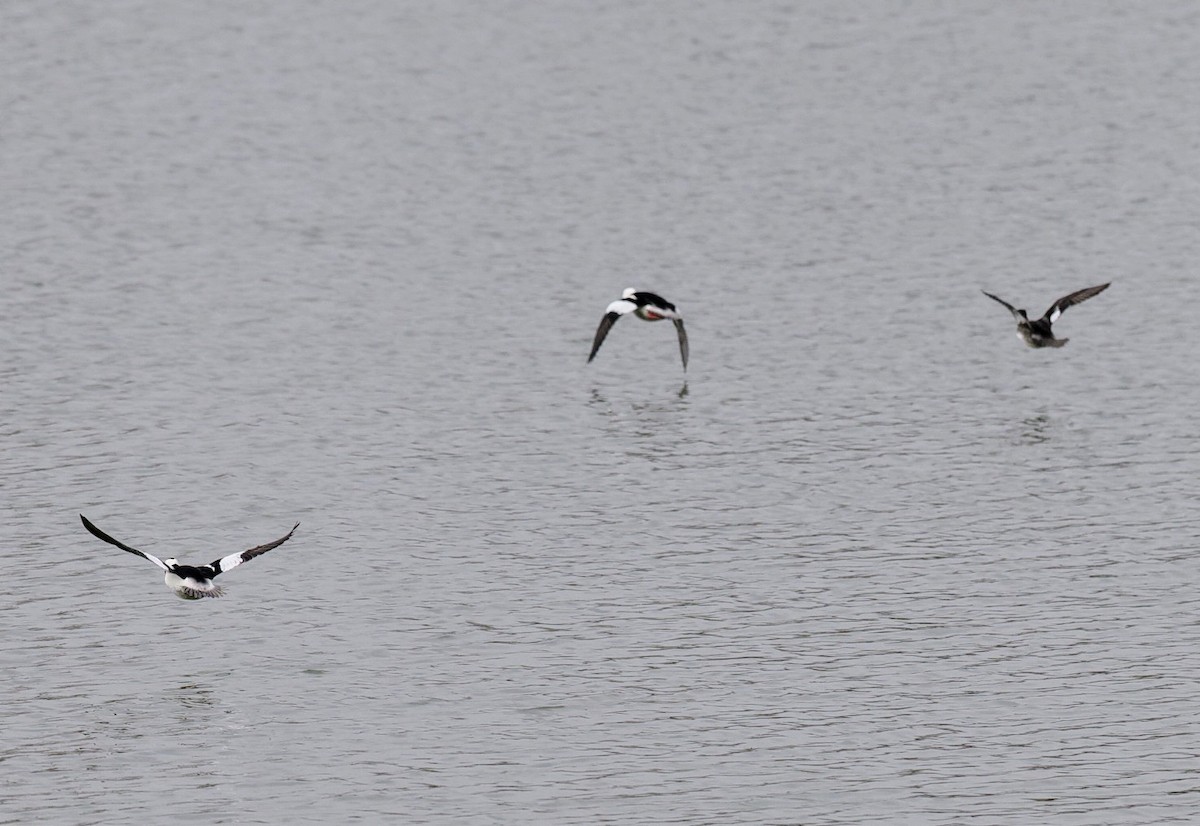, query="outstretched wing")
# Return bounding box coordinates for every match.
[587,312,620,363]
[1043,282,1110,322]
[80,514,169,572]
[981,290,1021,319]
[587,299,637,363]
[210,523,299,576]
[674,319,689,370]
